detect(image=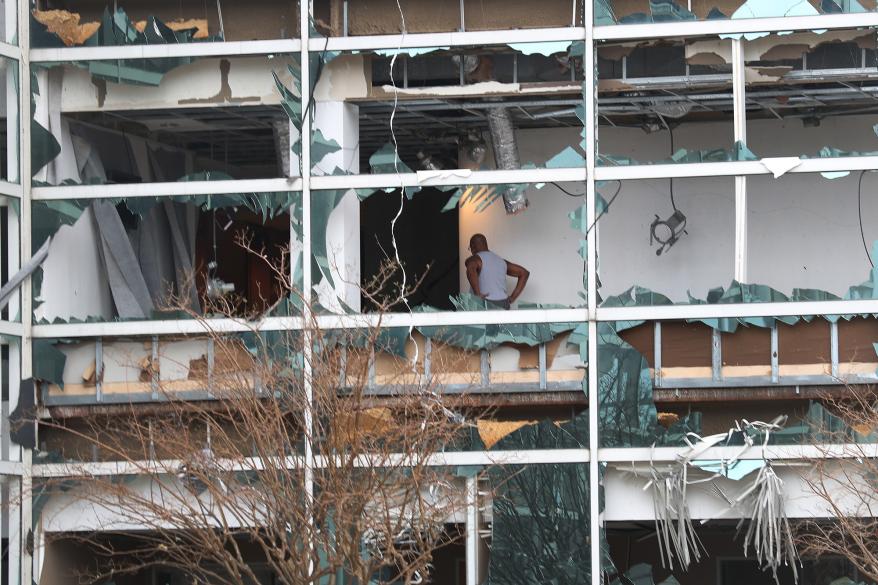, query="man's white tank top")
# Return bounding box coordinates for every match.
[476,250,508,301]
